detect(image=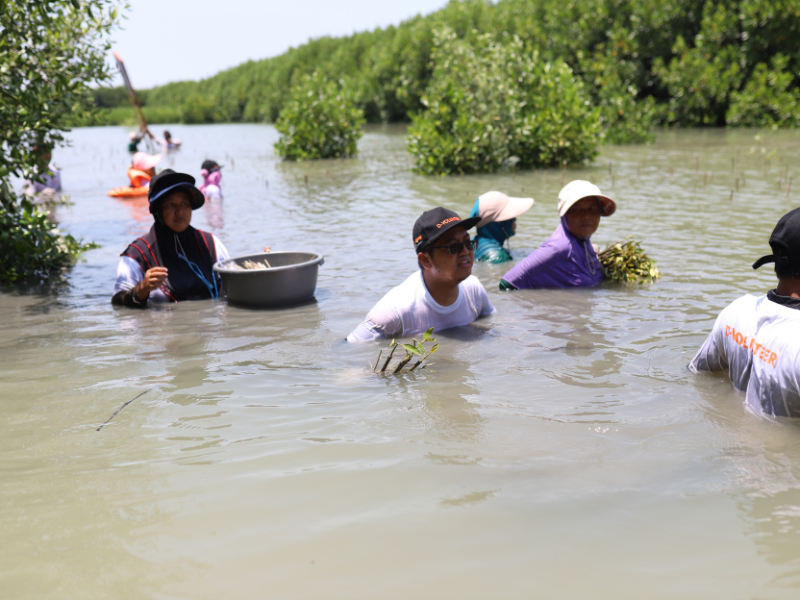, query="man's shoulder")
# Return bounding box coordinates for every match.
[720,293,761,316]
[382,271,422,295]
[371,272,424,309]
